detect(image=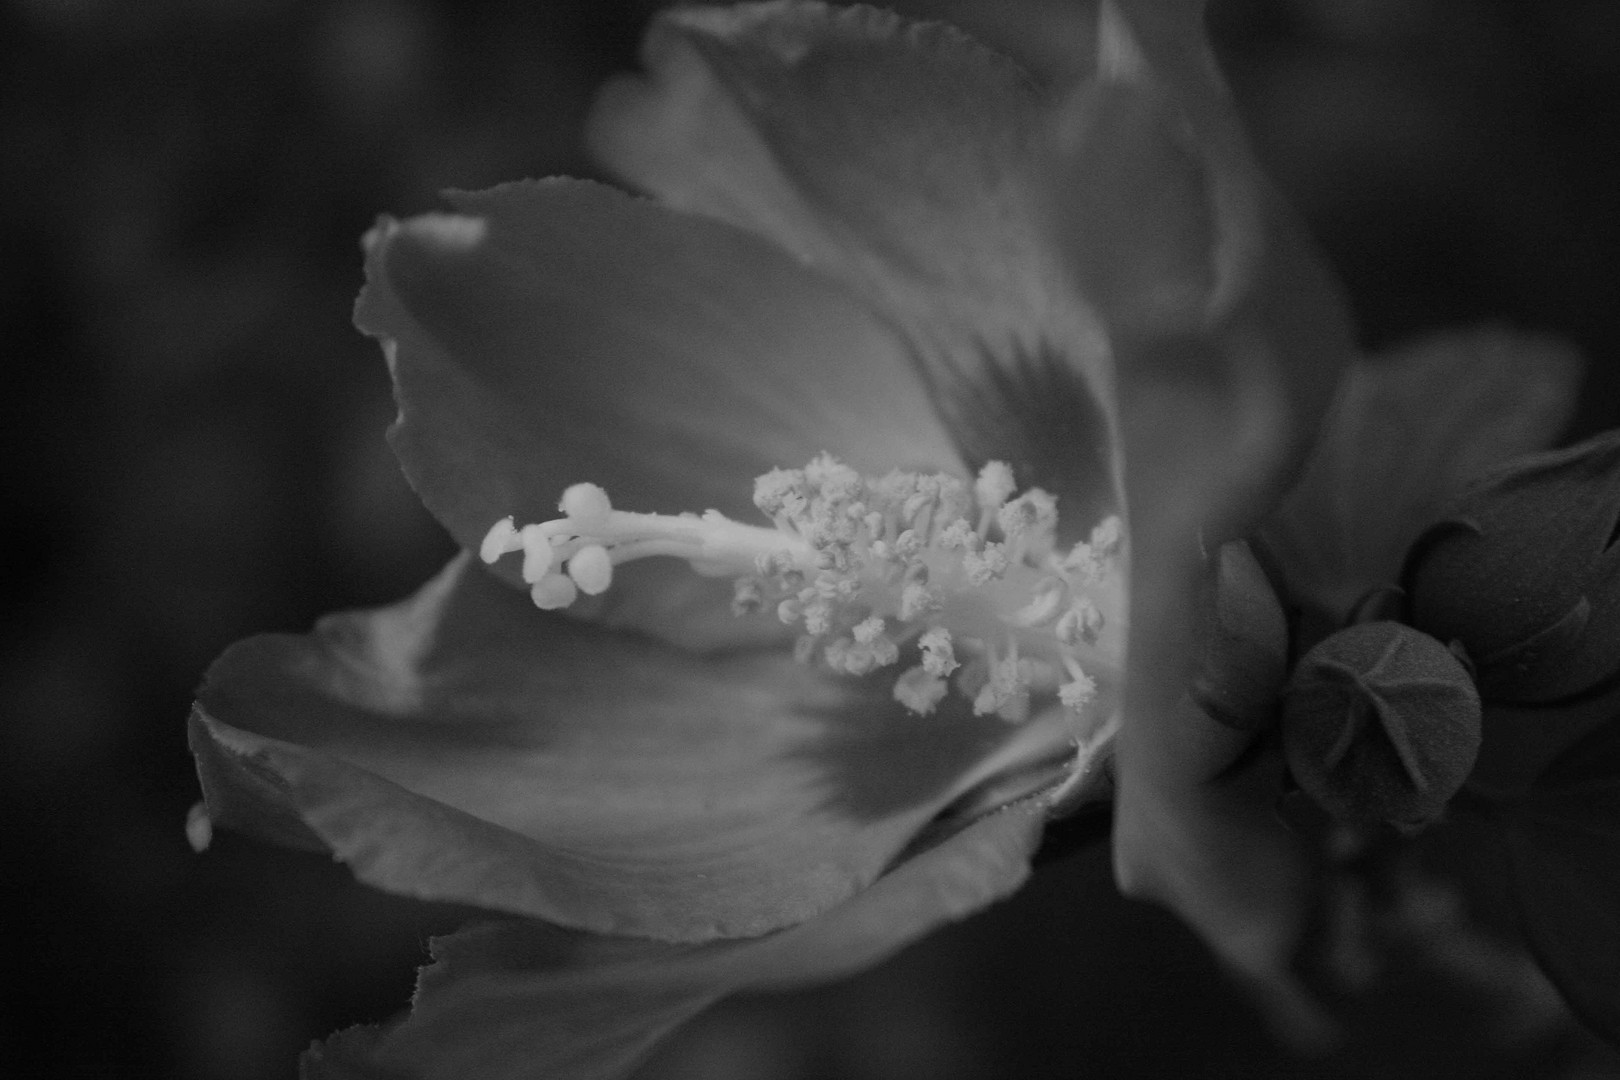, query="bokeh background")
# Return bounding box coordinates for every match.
[4,0,1620,1076]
